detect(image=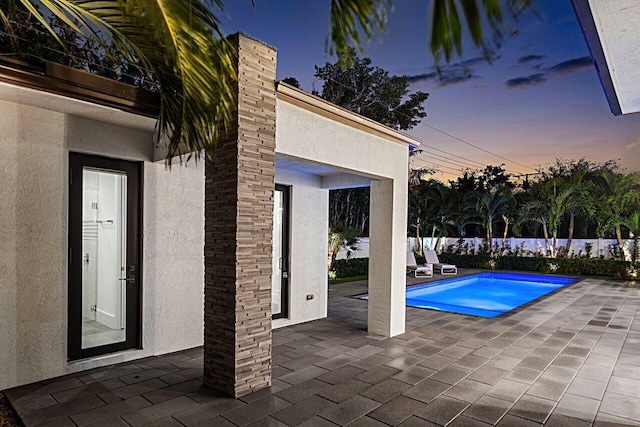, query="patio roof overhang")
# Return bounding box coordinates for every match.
[572,0,640,115]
